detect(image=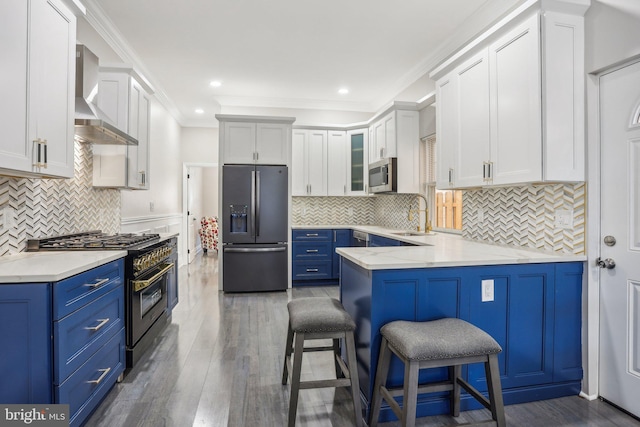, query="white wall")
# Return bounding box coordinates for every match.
[585,0,640,73]
[181,127,218,163]
[201,167,219,217]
